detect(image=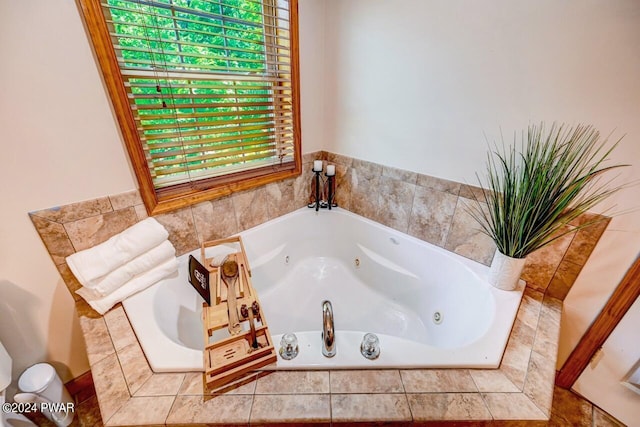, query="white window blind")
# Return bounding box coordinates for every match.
[103,0,296,189]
